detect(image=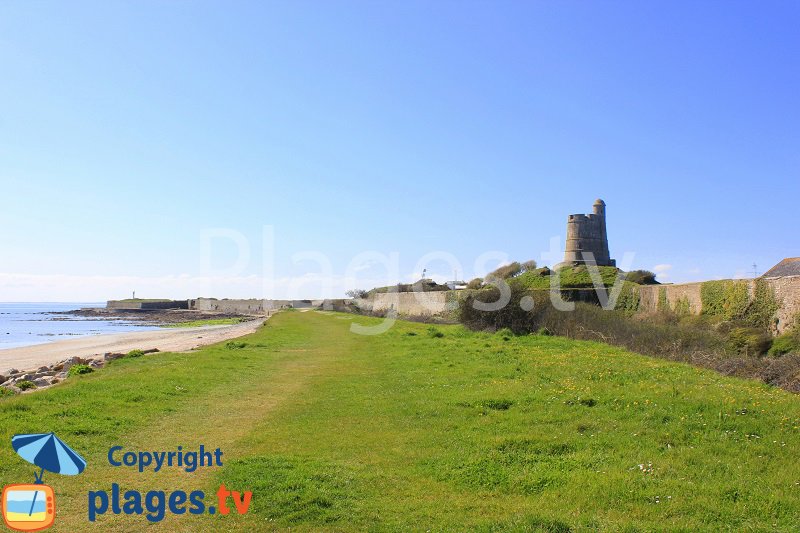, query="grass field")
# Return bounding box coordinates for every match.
[1,311,800,531]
